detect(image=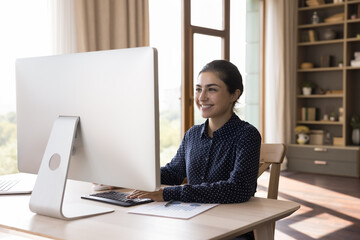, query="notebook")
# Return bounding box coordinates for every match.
[0,173,35,195]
